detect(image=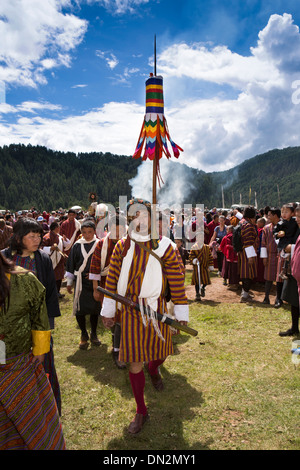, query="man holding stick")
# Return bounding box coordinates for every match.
[100,199,189,434]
